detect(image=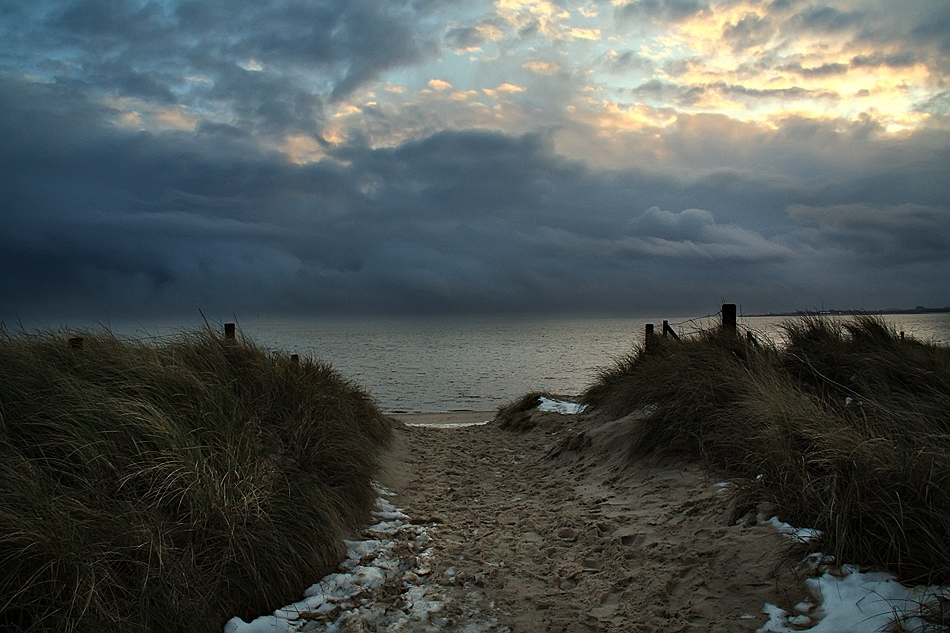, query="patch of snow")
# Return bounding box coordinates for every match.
[759,519,950,633]
[762,515,822,544]
[759,567,950,633]
[223,485,509,633]
[537,397,587,415]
